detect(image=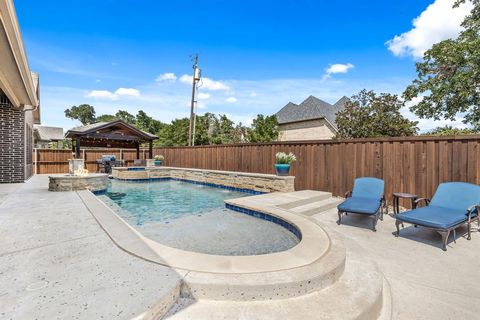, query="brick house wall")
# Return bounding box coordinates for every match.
[278,118,336,141]
[0,94,26,183]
